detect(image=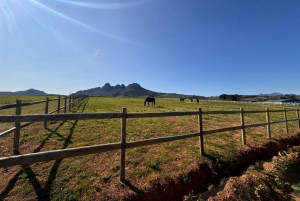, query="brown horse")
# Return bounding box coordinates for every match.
[144,97,155,106]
